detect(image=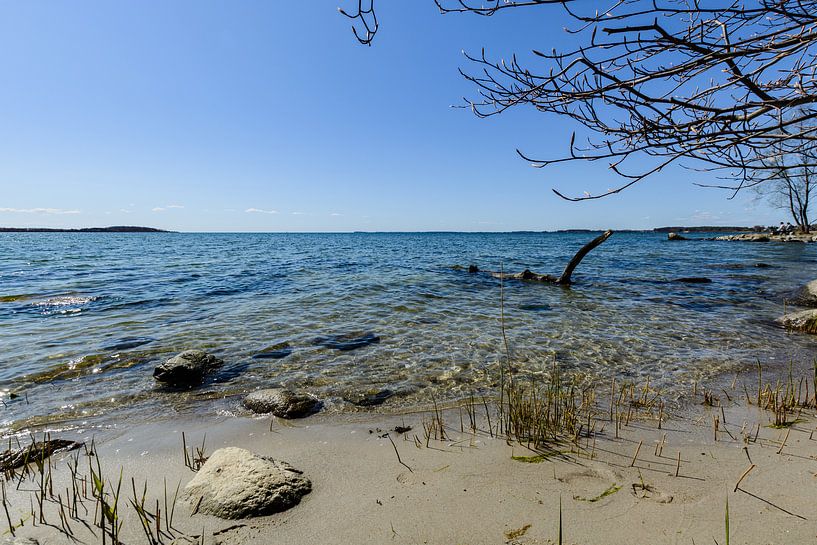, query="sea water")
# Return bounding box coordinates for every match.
[1,232,815,434]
